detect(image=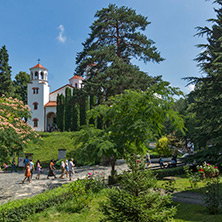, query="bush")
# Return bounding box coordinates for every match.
[100,155,176,222]
[156,166,184,179]
[155,136,172,157]
[0,179,87,222]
